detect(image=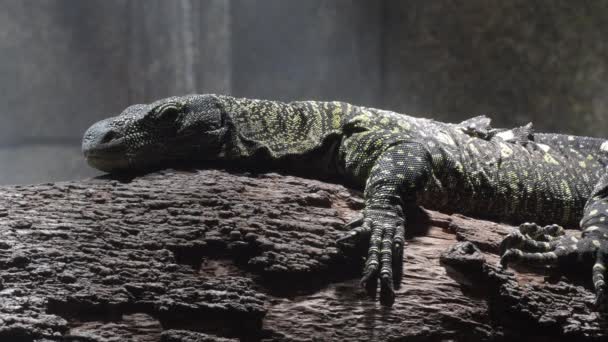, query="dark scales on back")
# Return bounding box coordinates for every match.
[82,94,608,309]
